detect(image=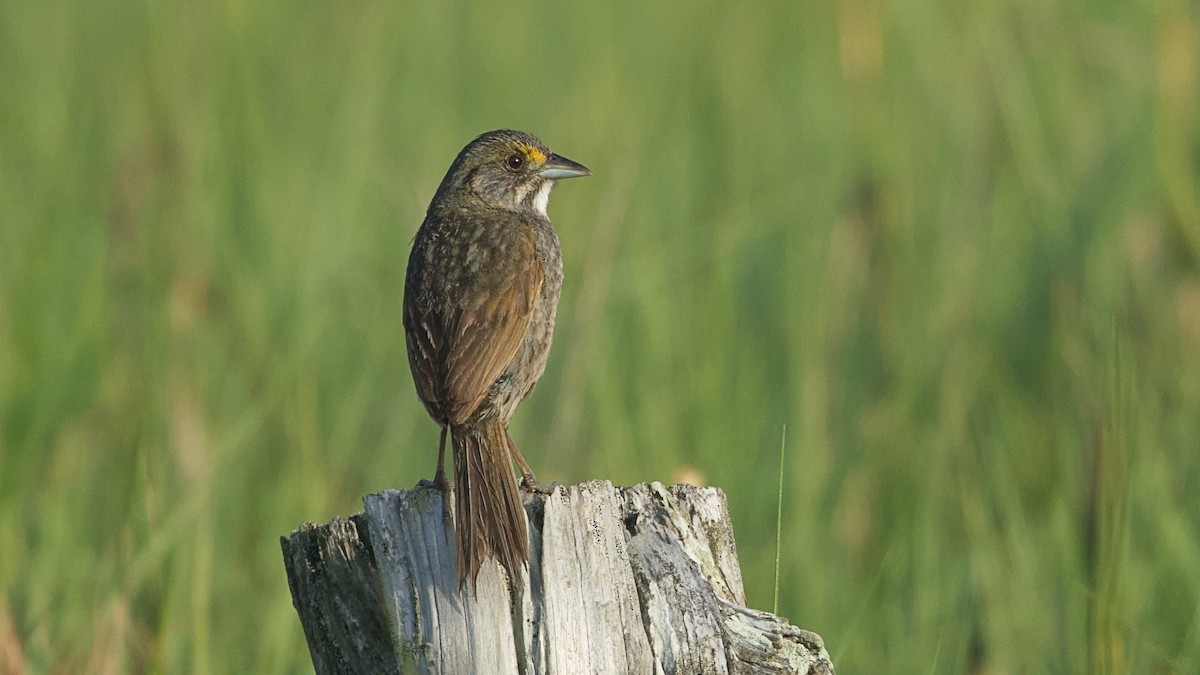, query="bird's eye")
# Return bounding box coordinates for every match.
[505,153,524,171]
